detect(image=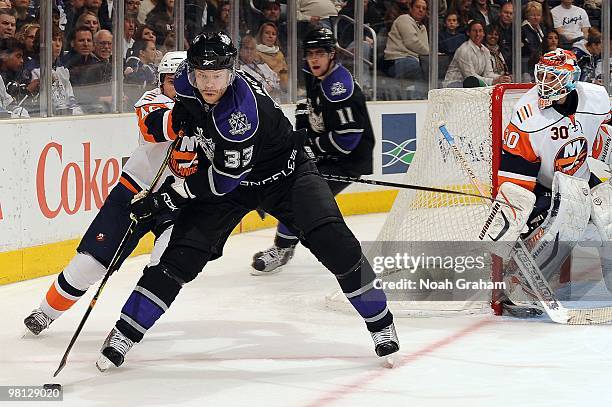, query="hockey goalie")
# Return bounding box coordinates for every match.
[479,49,612,315]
